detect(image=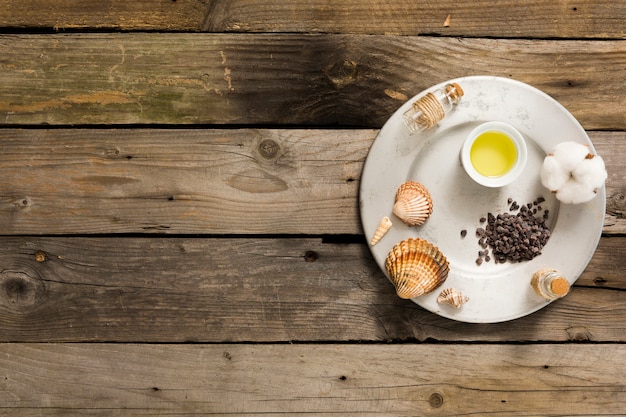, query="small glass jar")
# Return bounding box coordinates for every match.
[531,268,570,300]
[402,83,464,134]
